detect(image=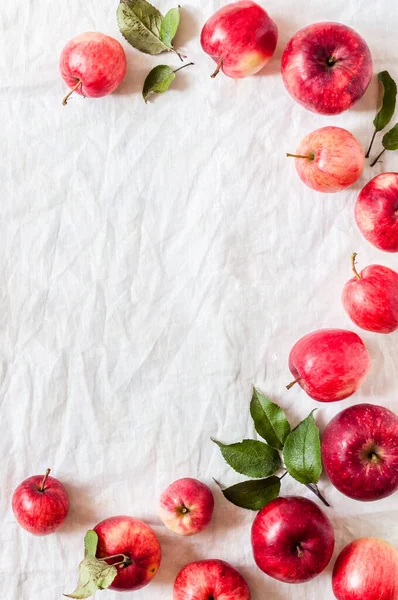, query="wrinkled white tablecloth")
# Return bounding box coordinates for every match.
[1,0,397,598]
